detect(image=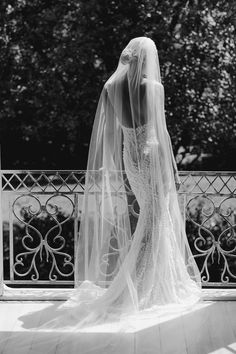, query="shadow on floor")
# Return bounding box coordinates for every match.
[1,300,236,354]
